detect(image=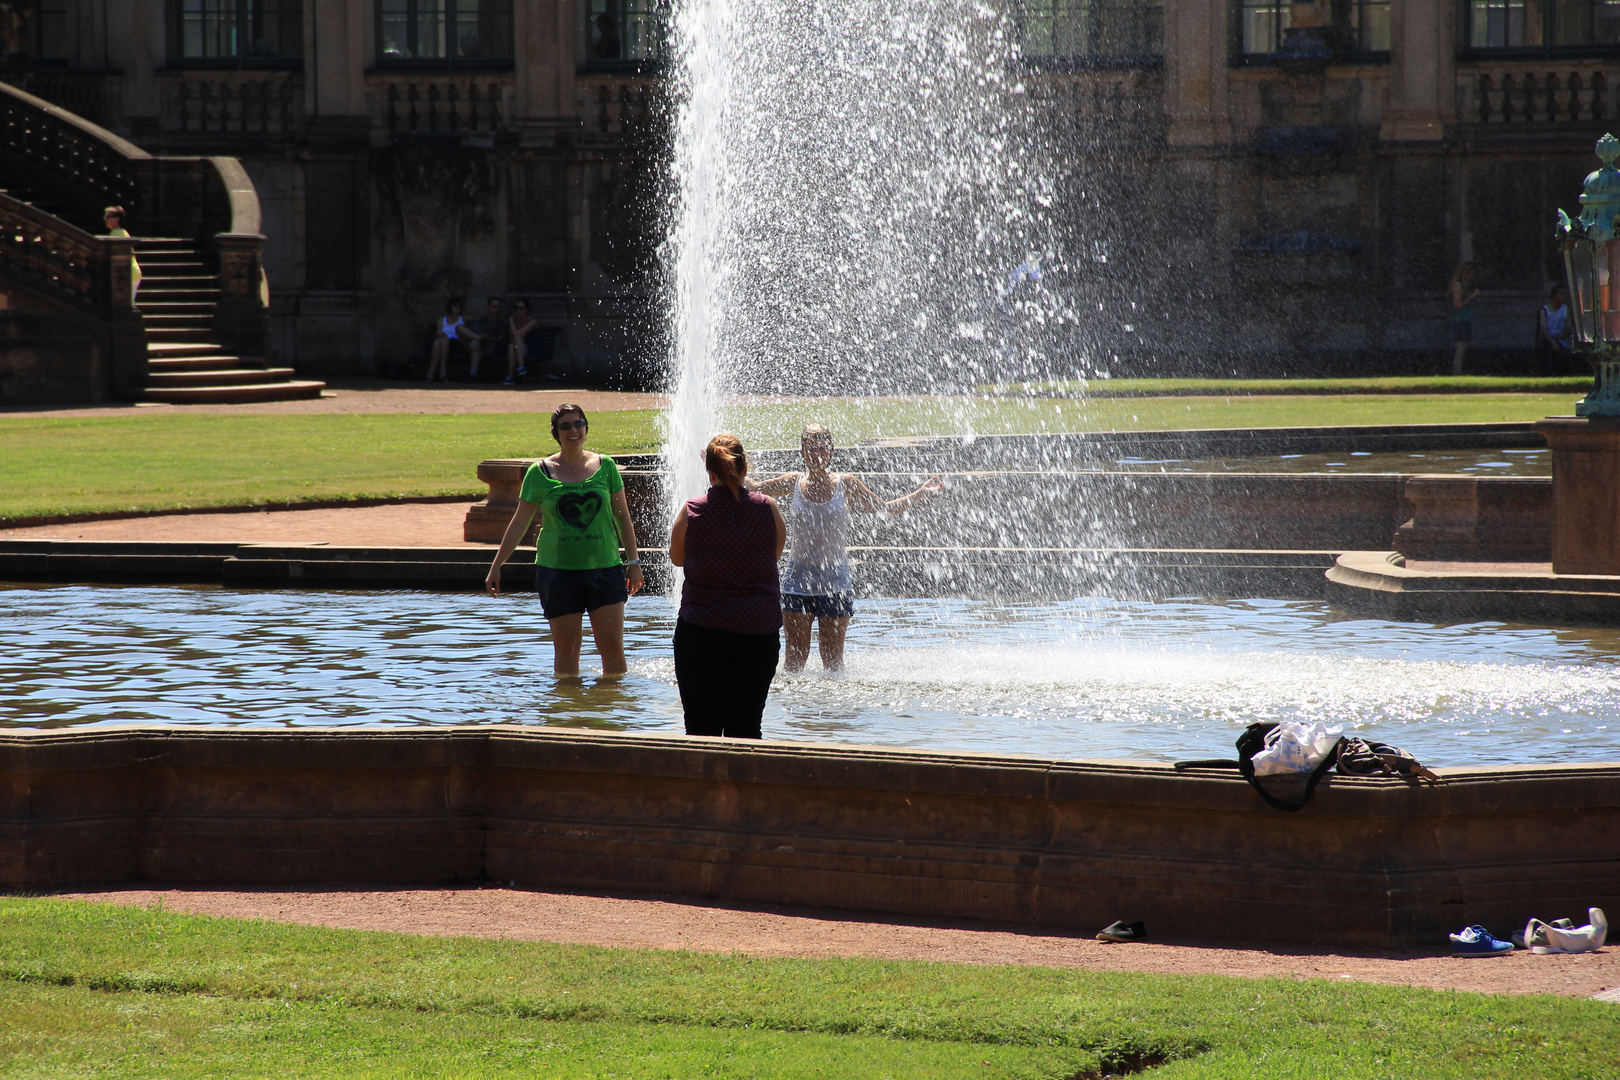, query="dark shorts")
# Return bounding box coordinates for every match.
[781,592,855,618]
[1451,319,1473,343]
[535,564,628,620]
